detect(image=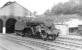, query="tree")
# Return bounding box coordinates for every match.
[44,0,82,16]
